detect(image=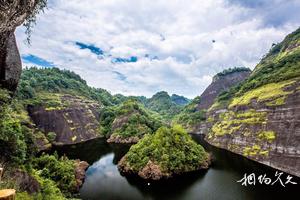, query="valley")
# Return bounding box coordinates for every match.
[0,1,299,199]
